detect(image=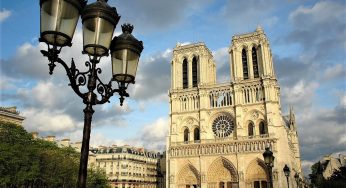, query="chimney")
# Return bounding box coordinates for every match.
[60,138,70,147]
[31,132,39,139]
[45,135,56,142]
